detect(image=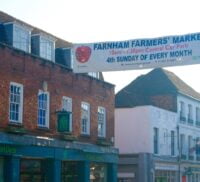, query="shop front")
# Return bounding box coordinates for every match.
[0,132,118,182]
[154,162,179,182]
